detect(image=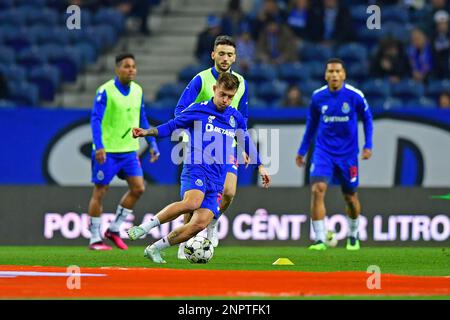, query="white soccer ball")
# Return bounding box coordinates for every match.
[184,235,214,264]
[326,230,338,247]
